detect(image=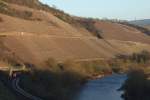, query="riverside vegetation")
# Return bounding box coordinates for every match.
[18,51,150,100]
[0,81,17,100]
[121,69,150,100]
[19,59,112,100]
[119,51,150,100]
[0,0,150,100]
[0,50,150,100]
